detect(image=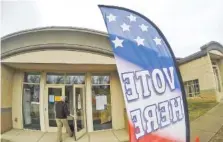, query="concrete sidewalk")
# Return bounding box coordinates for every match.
[2,103,223,142]
[1,129,129,142]
[190,102,223,142]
